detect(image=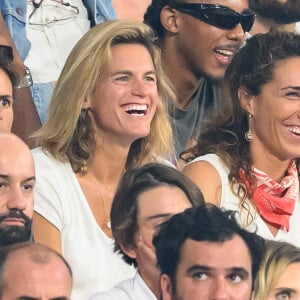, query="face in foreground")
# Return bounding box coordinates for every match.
[161,235,253,300]
[88,43,158,146]
[125,185,192,281]
[0,134,35,246]
[0,68,13,132]
[248,57,300,162]
[1,251,72,299]
[266,262,300,300]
